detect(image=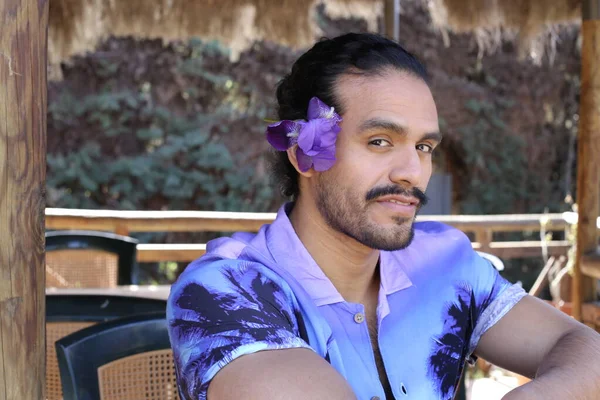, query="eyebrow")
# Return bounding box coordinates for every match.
[358,118,443,143]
